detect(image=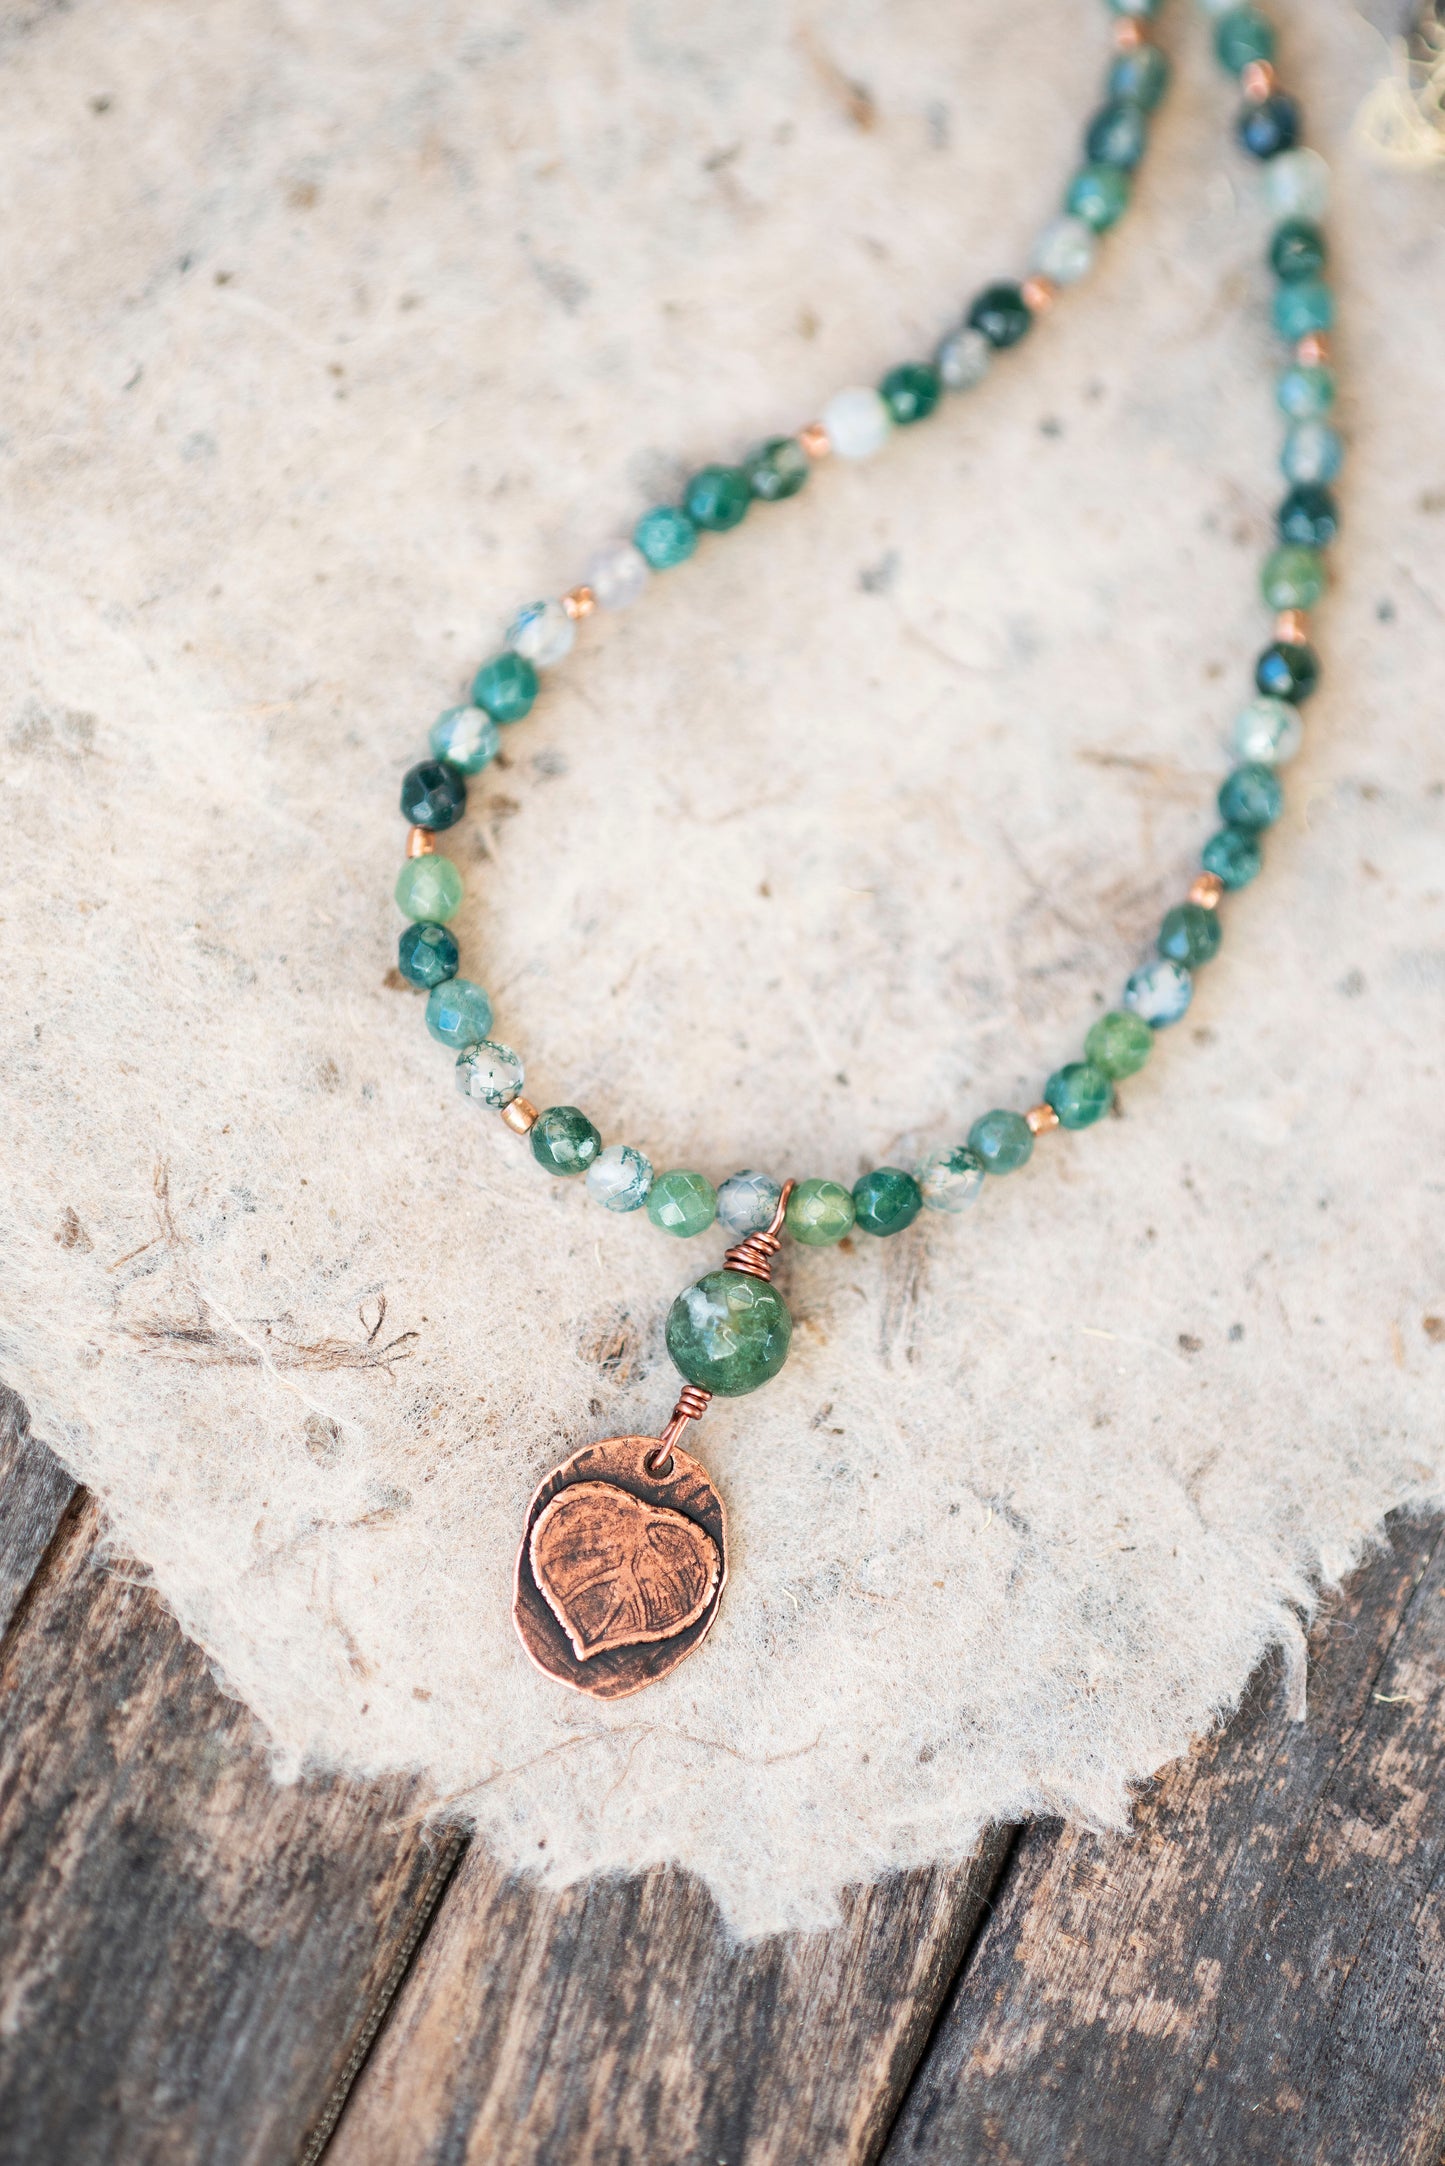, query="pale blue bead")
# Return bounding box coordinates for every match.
[918,1145,985,1213]
[1281,420,1343,486]
[1123,957,1193,1027]
[936,327,992,392]
[429,704,501,774]
[1264,147,1329,221]
[506,599,574,667]
[455,1039,524,1108]
[1031,215,1097,286]
[1276,365,1334,421]
[716,1169,783,1237]
[585,1143,653,1212]
[425,977,493,1048]
[1233,696,1302,765]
